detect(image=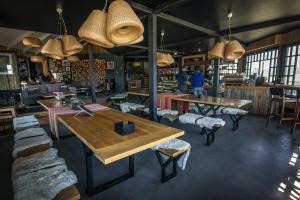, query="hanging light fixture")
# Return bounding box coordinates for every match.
[116,35,144,47]
[30,55,44,63]
[41,2,82,59]
[23,37,42,48]
[67,55,80,63]
[41,38,64,60]
[78,8,115,48]
[157,31,174,67]
[208,42,225,59]
[224,10,245,60]
[106,0,144,45]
